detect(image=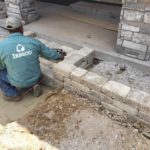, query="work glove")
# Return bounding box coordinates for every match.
[54,49,67,61]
